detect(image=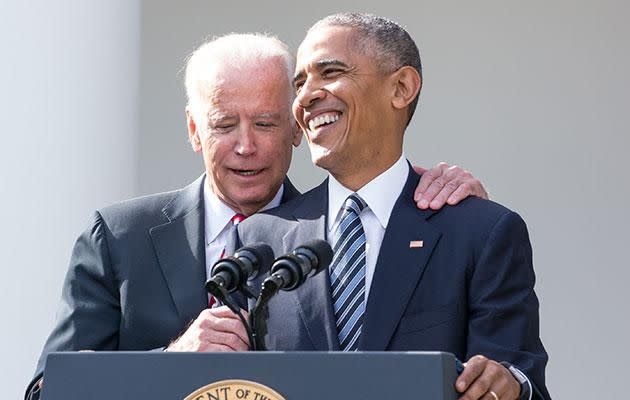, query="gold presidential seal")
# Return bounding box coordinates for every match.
[184,379,286,400]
